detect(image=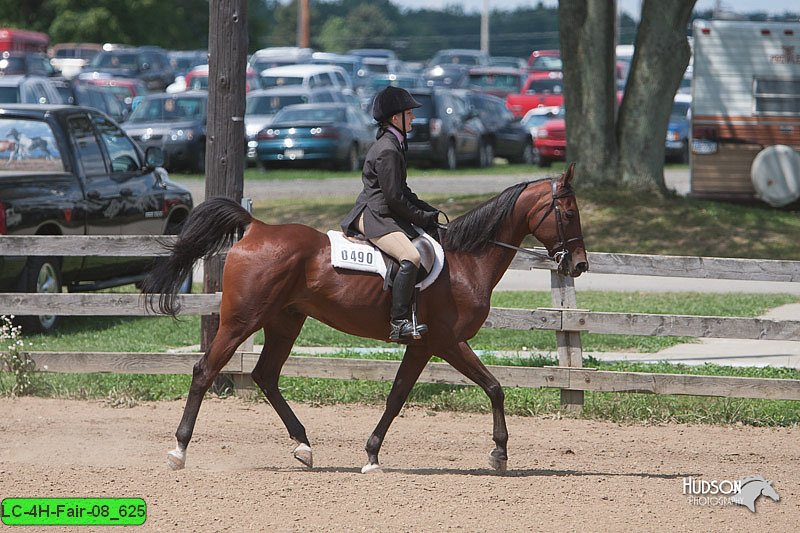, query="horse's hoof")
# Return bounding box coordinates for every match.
[167,448,186,471]
[361,462,382,474]
[293,443,313,468]
[488,454,508,474]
